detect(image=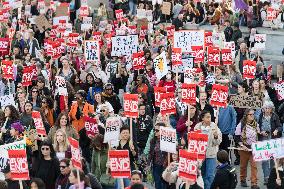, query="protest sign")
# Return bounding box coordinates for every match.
[178,149,198,181]
[24,5,31,16]
[32,111,47,136]
[243,60,256,79]
[9,0,23,9]
[137,9,146,19]
[8,149,29,180]
[160,126,176,153]
[188,131,208,160]
[210,84,229,108]
[68,137,82,169]
[207,46,220,66]
[191,46,204,64]
[267,65,272,81]
[204,31,213,47]
[277,65,283,79]
[123,94,139,118]
[252,138,284,161]
[172,48,182,66]
[154,87,166,107]
[111,35,138,57]
[83,16,92,24]
[67,33,79,47]
[104,117,121,143]
[22,66,35,86]
[181,83,197,105]
[0,38,9,51]
[115,9,123,20]
[254,34,266,50]
[166,25,175,38]
[160,92,176,115]
[1,60,13,79]
[81,23,92,31]
[139,25,148,39]
[83,116,99,138]
[172,55,194,73]
[132,51,146,70]
[0,94,16,110]
[128,25,137,35]
[174,30,204,52]
[93,32,102,43]
[221,48,233,65]
[109,150,131,178]
[267,7,277,20]
[229,95,263,109]
[184,68,204,85]
[154,51,168,80]
[274,81,284,100]
[224,41,236,58]
[0,139,26,178]
[55,76,68,96]
[84,40,100,62]
[161,2,171,15]
[35,15,52,31]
